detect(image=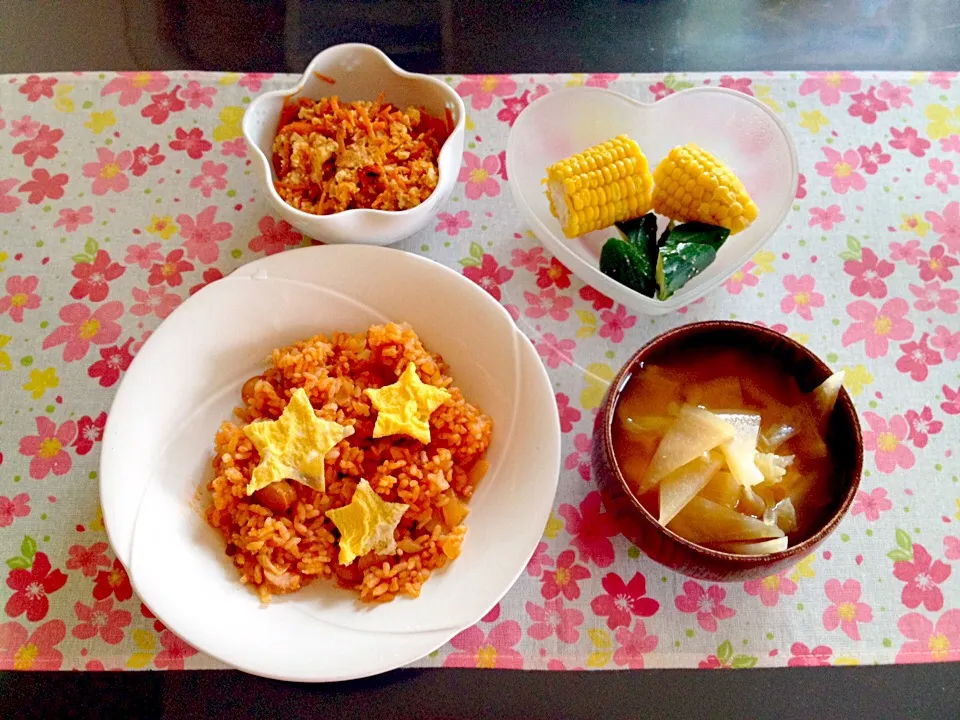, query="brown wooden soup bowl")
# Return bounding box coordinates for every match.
[592,320,863,582]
